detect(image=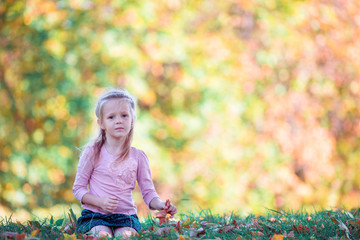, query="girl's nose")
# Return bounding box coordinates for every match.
[116,116,122,123]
